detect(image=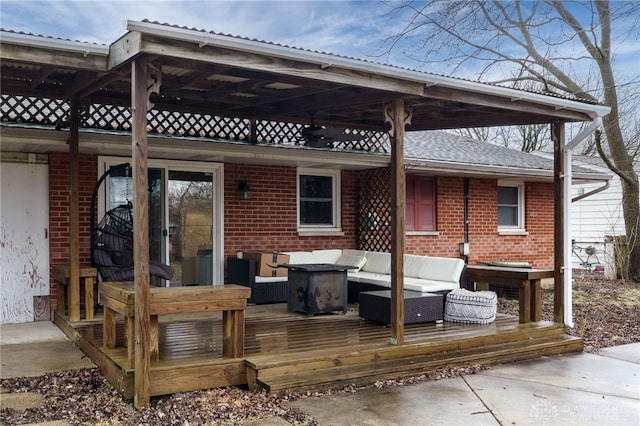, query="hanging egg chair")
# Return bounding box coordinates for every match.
[90,163,174,282]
